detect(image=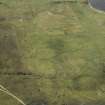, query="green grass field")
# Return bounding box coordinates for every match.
[0,0,105,105]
